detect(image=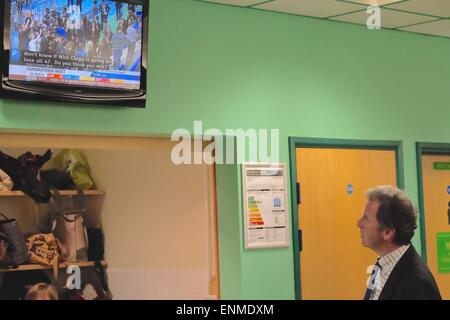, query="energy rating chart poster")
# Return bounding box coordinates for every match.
[242,163,290,249]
